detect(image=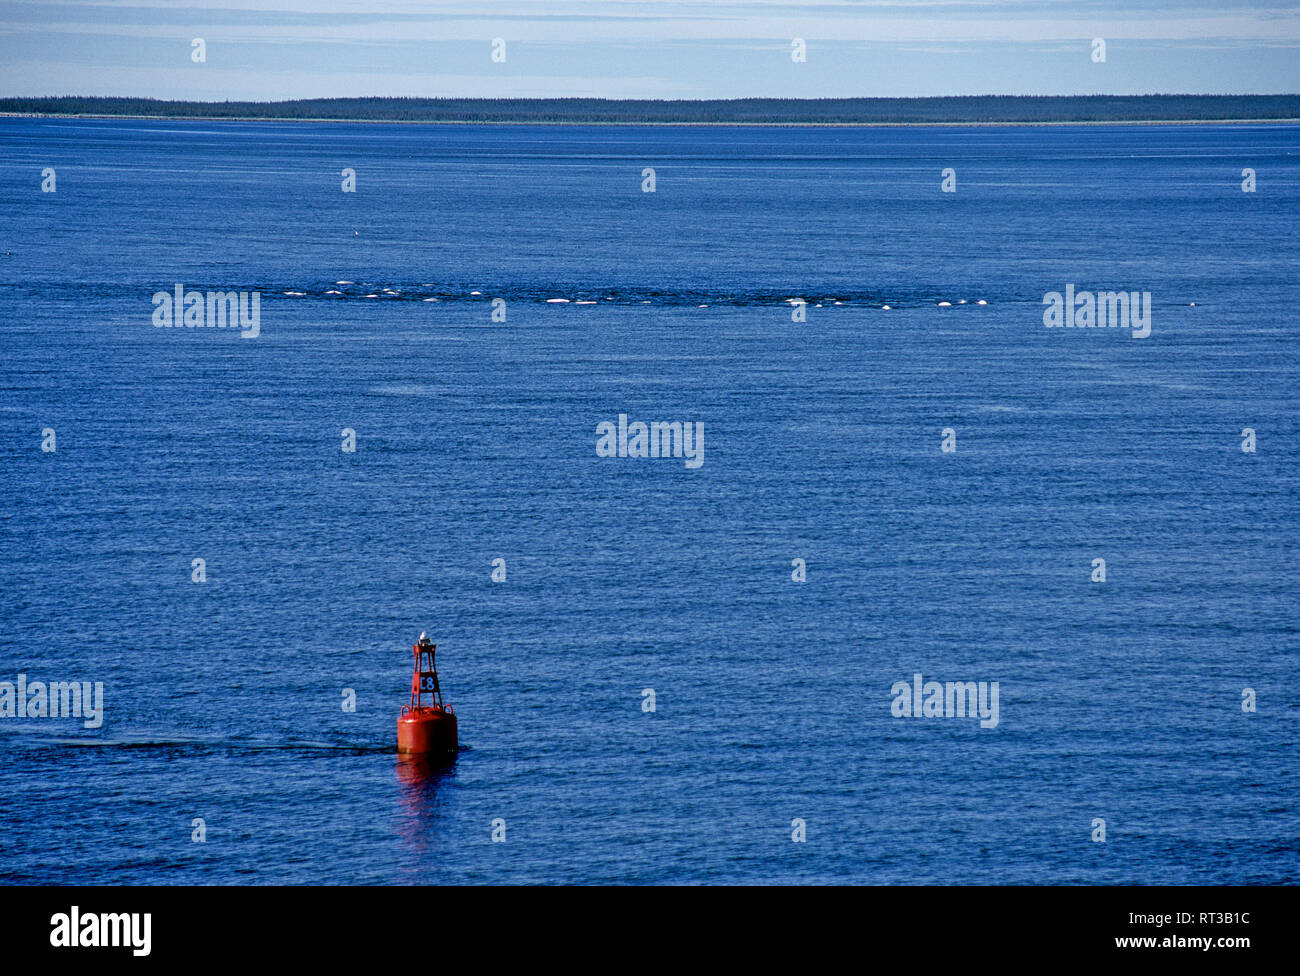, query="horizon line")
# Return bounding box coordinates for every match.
[8,93,1297,125]
[9,93,1300,102]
